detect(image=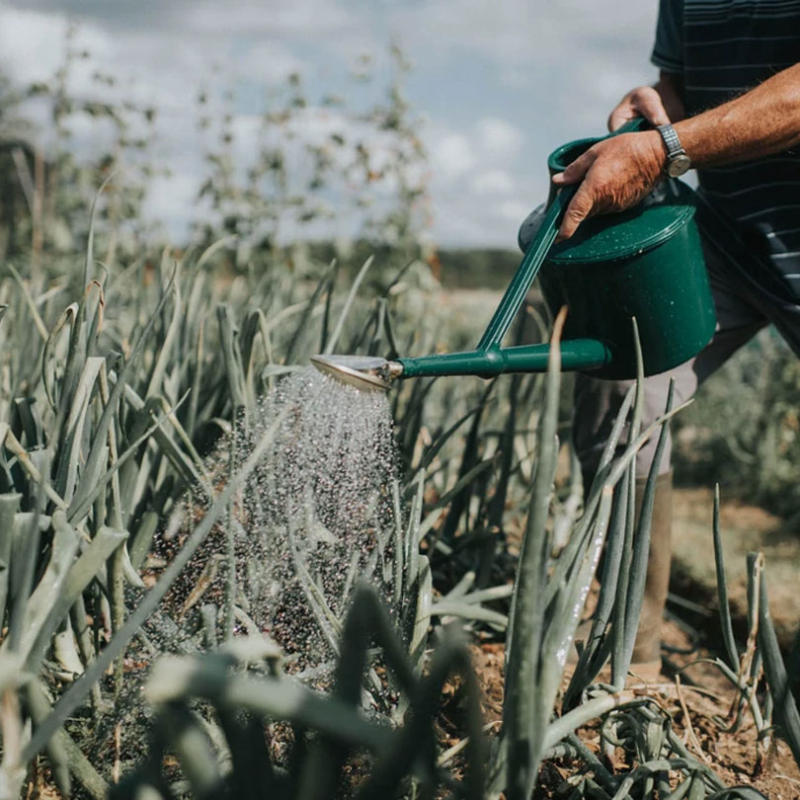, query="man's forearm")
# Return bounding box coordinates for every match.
[674,63,800,167]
